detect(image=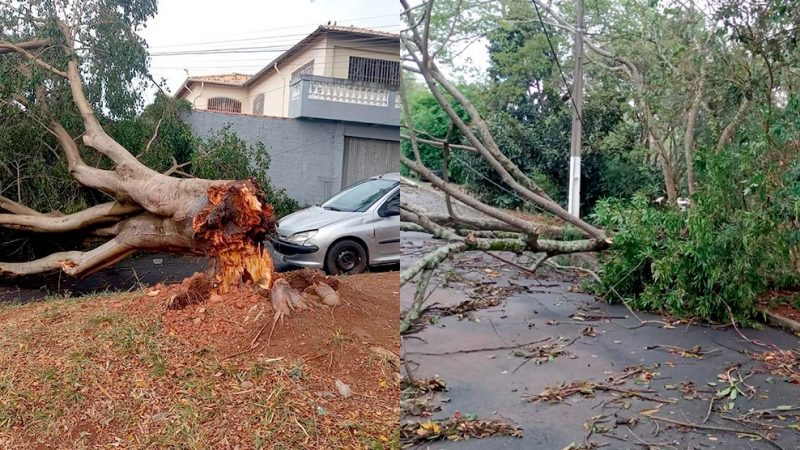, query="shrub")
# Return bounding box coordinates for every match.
[593,139,800,322]
[191,126,299,218]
